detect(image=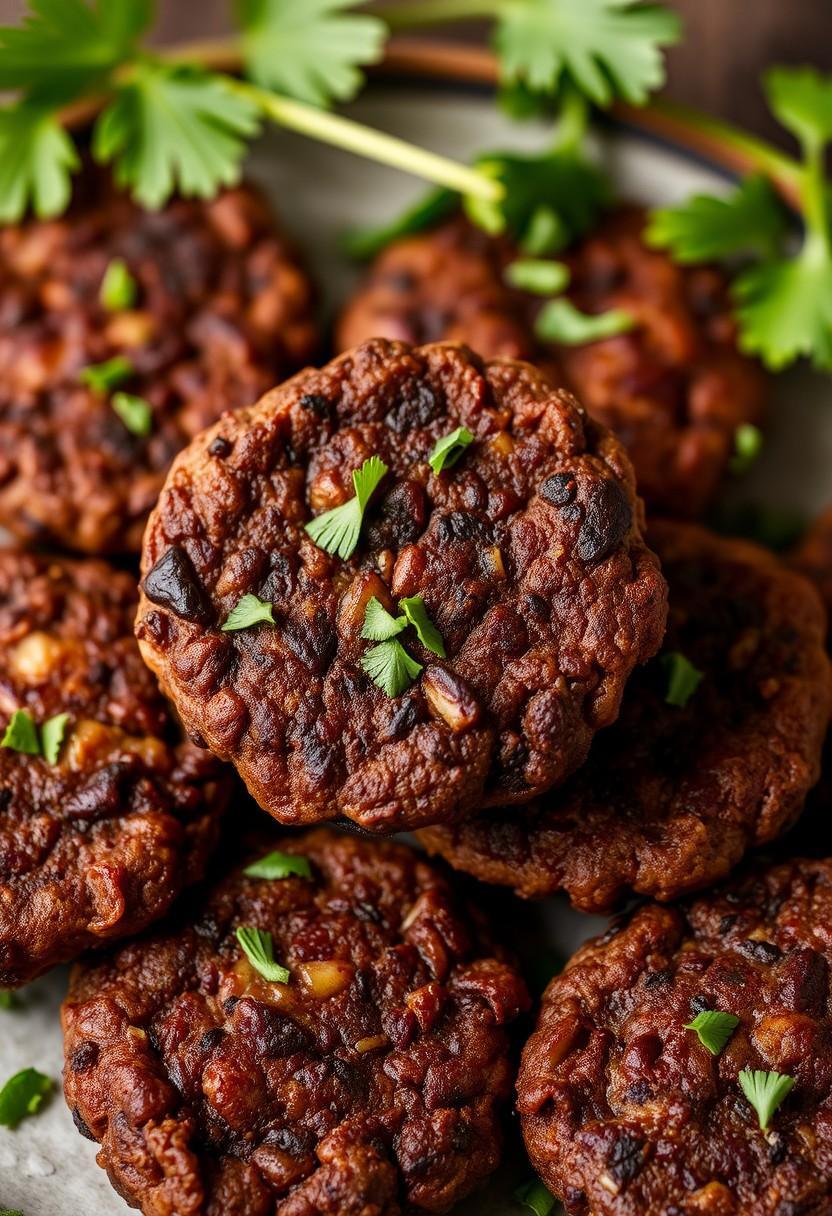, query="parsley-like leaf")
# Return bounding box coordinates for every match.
[112,391,152,437]
[647,175,789,263]
[730,424,763,476]
[361,597,406,642]
[0,102,79,223]
[505,258,570,295]
[738,1068,795,1131]
[536,298,635,344]
[93,63,261,210]
[400,596,445,657]
[0,1067,52,1128]
[244,851,313,881]
[766,66,832,149]
[222,593,275,632]
[429,426,475,475]
[343,186,457,260]
[495,0,681,105]
[685,1010,740,1056]
[661,652,703,707]
[305,455,388,559]
[79,355,134,394]
[734,249,832,372]
[236,926,290,984]
[41,712,69,765]
[514,1177,557,1216]
[360,639,423,697]
[100,258,137,312]
[1,710,40,756]
[238,0,387,108]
